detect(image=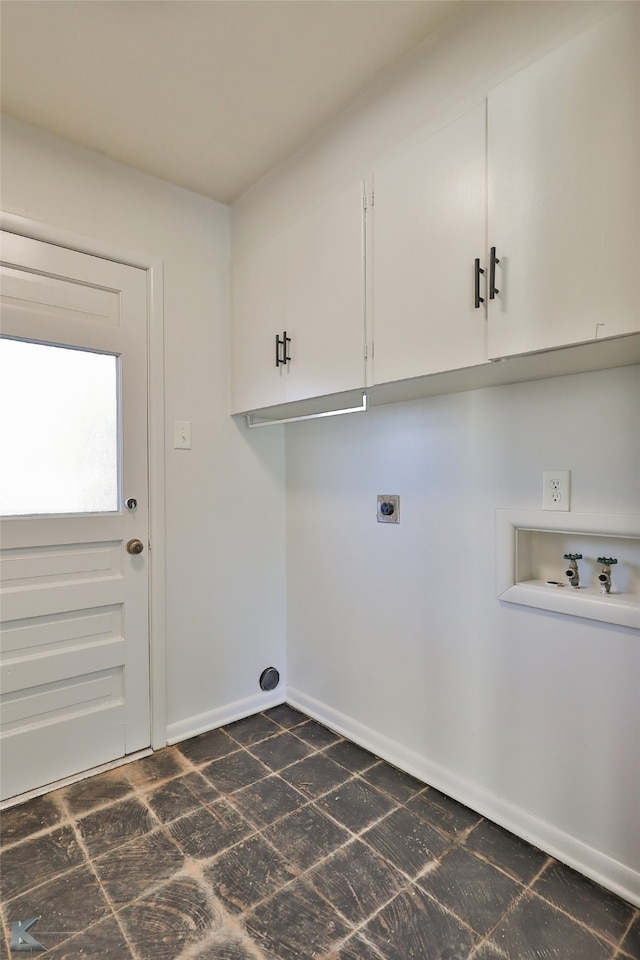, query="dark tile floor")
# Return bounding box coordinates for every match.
[1,704,638,959]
